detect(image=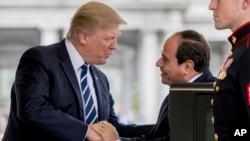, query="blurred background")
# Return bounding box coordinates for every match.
[0,0,231,138]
